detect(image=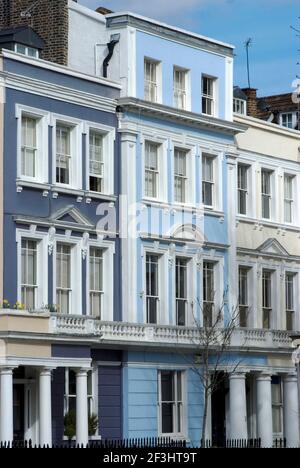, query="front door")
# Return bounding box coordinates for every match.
[13,384,25,441]
[211,373,226,447]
